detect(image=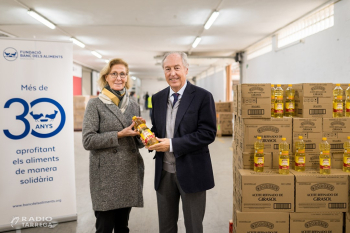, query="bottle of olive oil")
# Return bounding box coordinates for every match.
[319,137,331,174]
[295,136,305,172]
[254,136,264,172]
[132,116,159,146]
[343,136,350,172]
[279,138,289,174]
